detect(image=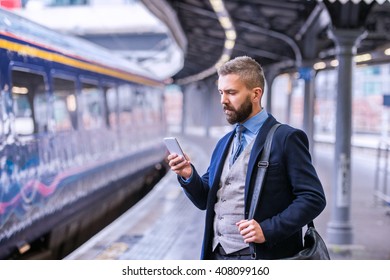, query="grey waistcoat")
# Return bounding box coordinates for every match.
[212,139,255,254]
